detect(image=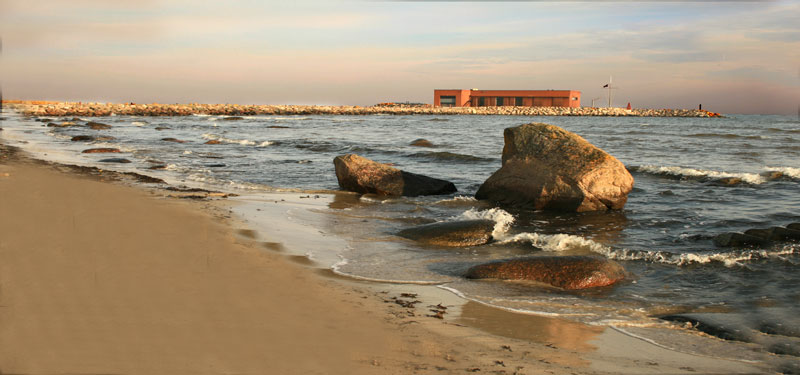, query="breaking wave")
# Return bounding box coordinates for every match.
[202,133,273,147]
[631,165,765,185]
[765,166,800,180]
[455,208,515,239]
